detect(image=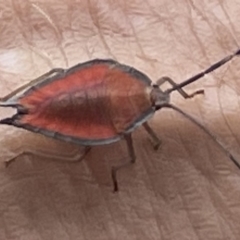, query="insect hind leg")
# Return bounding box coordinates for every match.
[4,146,91,168]
[111,134,136,192]
[143,122,161,150]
